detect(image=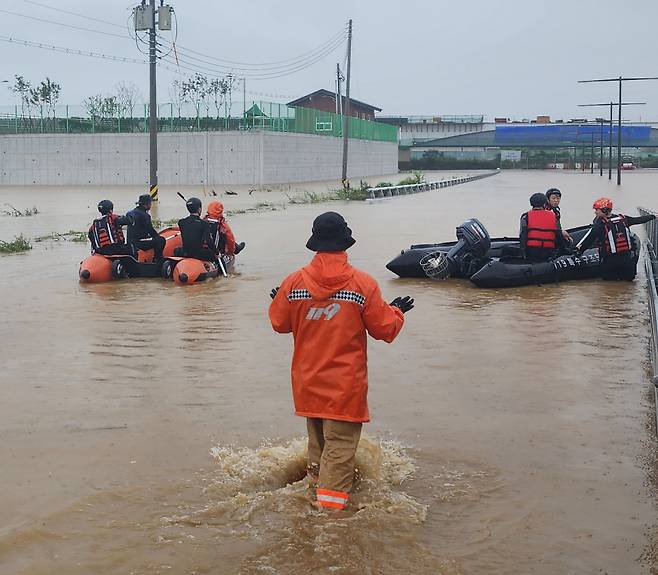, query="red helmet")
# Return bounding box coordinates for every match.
[593,197,613,210]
